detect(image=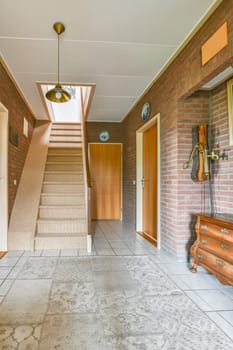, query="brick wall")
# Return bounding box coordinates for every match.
[177,92,210,258]
[0,62,35,218]
[122,0,233,259]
